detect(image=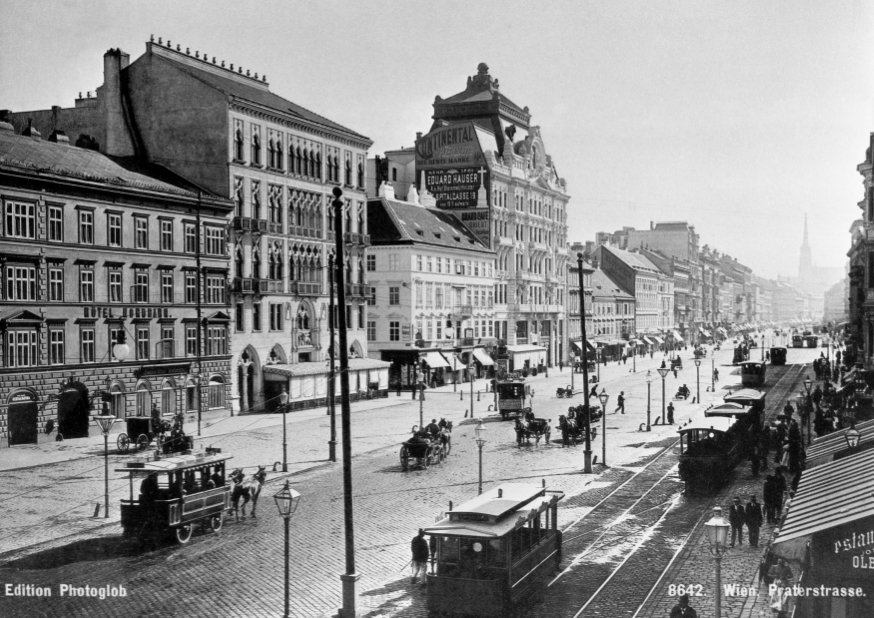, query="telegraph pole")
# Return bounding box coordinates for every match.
[577,253,593,474]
